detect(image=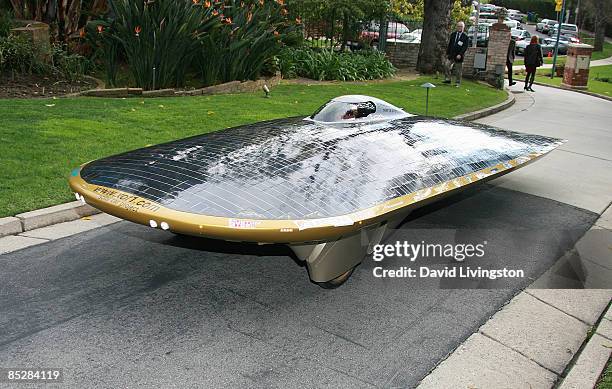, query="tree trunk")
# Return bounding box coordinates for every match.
[593,14,605,51]
[341,13,348,51]
[417,0,454,74]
